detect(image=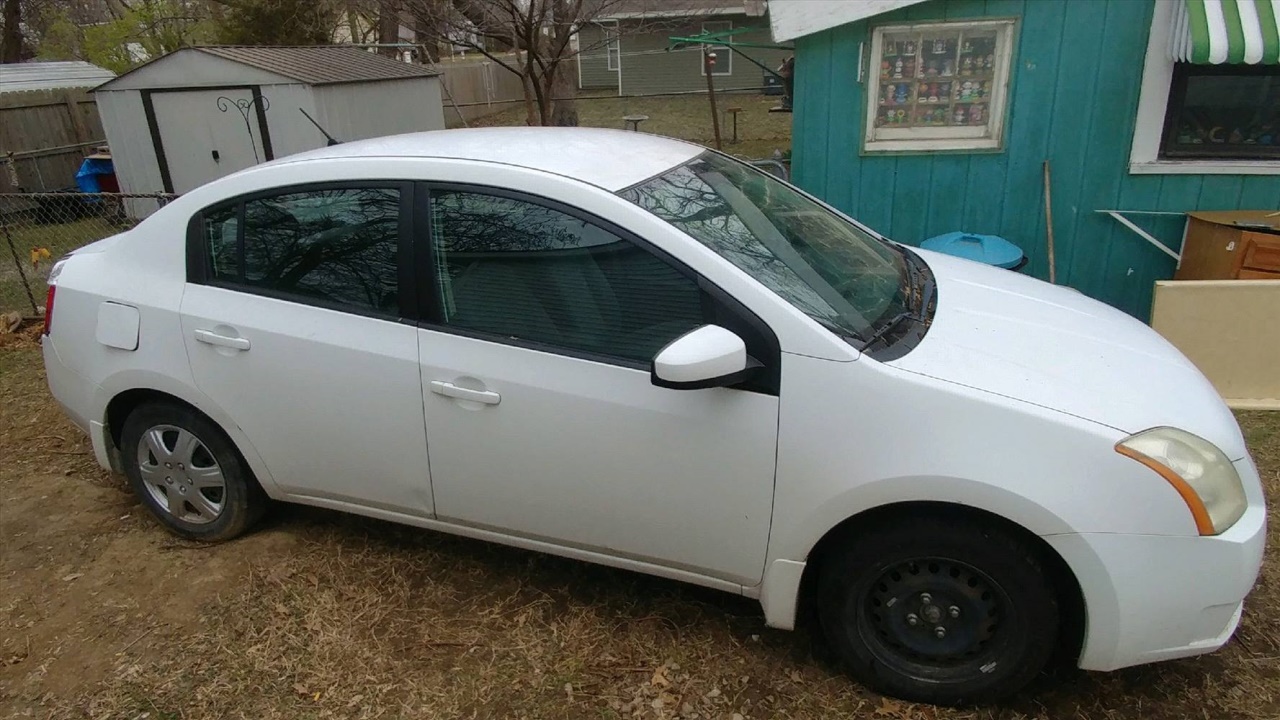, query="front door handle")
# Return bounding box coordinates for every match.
[194,328,251,351]
[430,381,500,405]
